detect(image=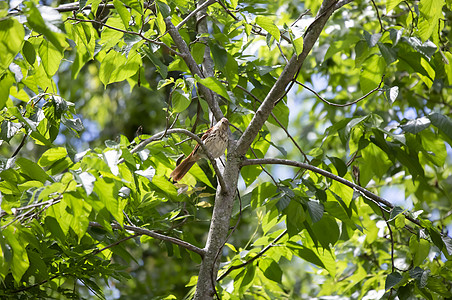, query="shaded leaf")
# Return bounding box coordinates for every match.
[400,117,431,134]
[385,272,403,290]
